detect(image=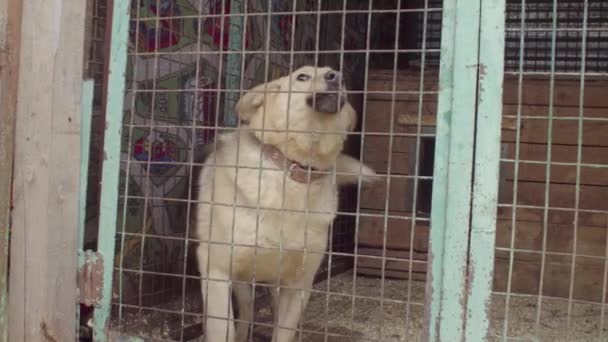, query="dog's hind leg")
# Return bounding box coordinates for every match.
[233,282,253,342]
